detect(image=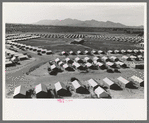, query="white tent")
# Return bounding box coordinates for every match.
[55,58,60,63]
[103,77,117,89]
[35,83,48,98]
[13,85,26,98]
[94,86,109,98]
[107,50,114,54]
[69,51,75,55]
[63,63,74,71]
[101,56,110,62]
[88,78,99,89]
[75,57,83,63]
[54,82,67,96]
[122,56,132,61]
[65,57,73,64]
[121,49,126,54]
[117,76,132,88]
[110,56,119,62]
[91,50,98,54]
[71,80,86,94]
[84,50,90,55]
[106,62,116,68]
[58,61,64,67]
[77,50,83,55]
[115,61,127,68]
[130,75,144,86]
[46,50,52,55]
[84,57,92,63]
